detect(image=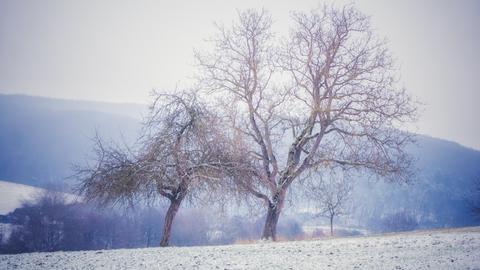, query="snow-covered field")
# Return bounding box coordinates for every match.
[1,227,479,270]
